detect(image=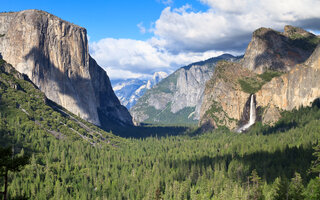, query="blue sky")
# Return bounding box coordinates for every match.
[2,0,320,80]
[0,0,207,41]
